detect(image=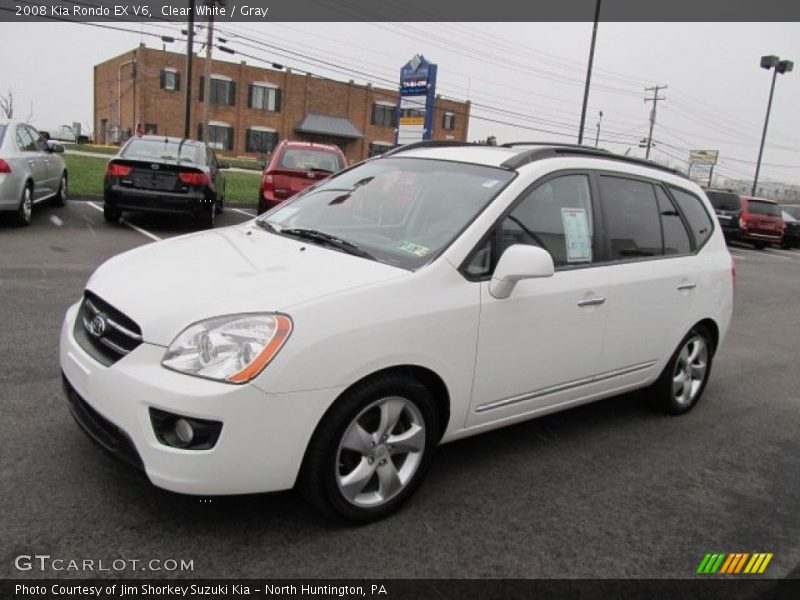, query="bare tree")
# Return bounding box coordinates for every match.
[0,88,13,119]
[24,101,34,124]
